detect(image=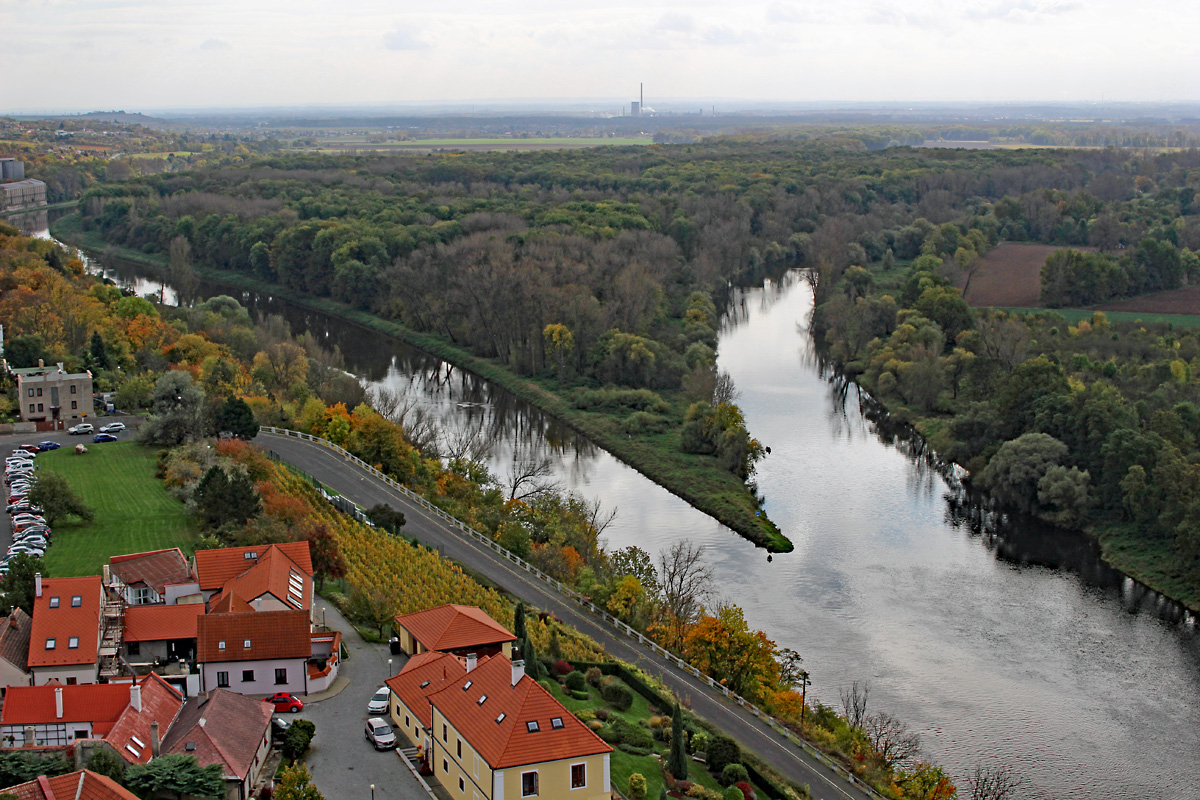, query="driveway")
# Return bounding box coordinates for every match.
[290,601,431,800]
